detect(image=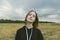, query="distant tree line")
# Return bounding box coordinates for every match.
[0,19,24,23]
[0,19,54,23]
